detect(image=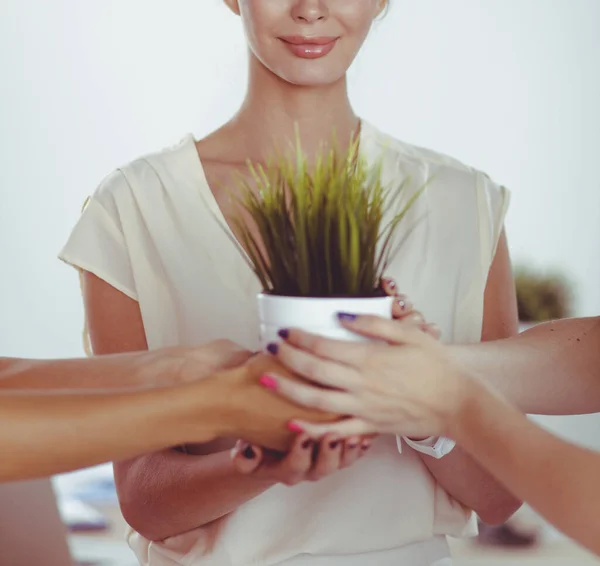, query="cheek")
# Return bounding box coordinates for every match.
[333,1,379,61]
[238,0,286,51]
[335,0,381,35]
